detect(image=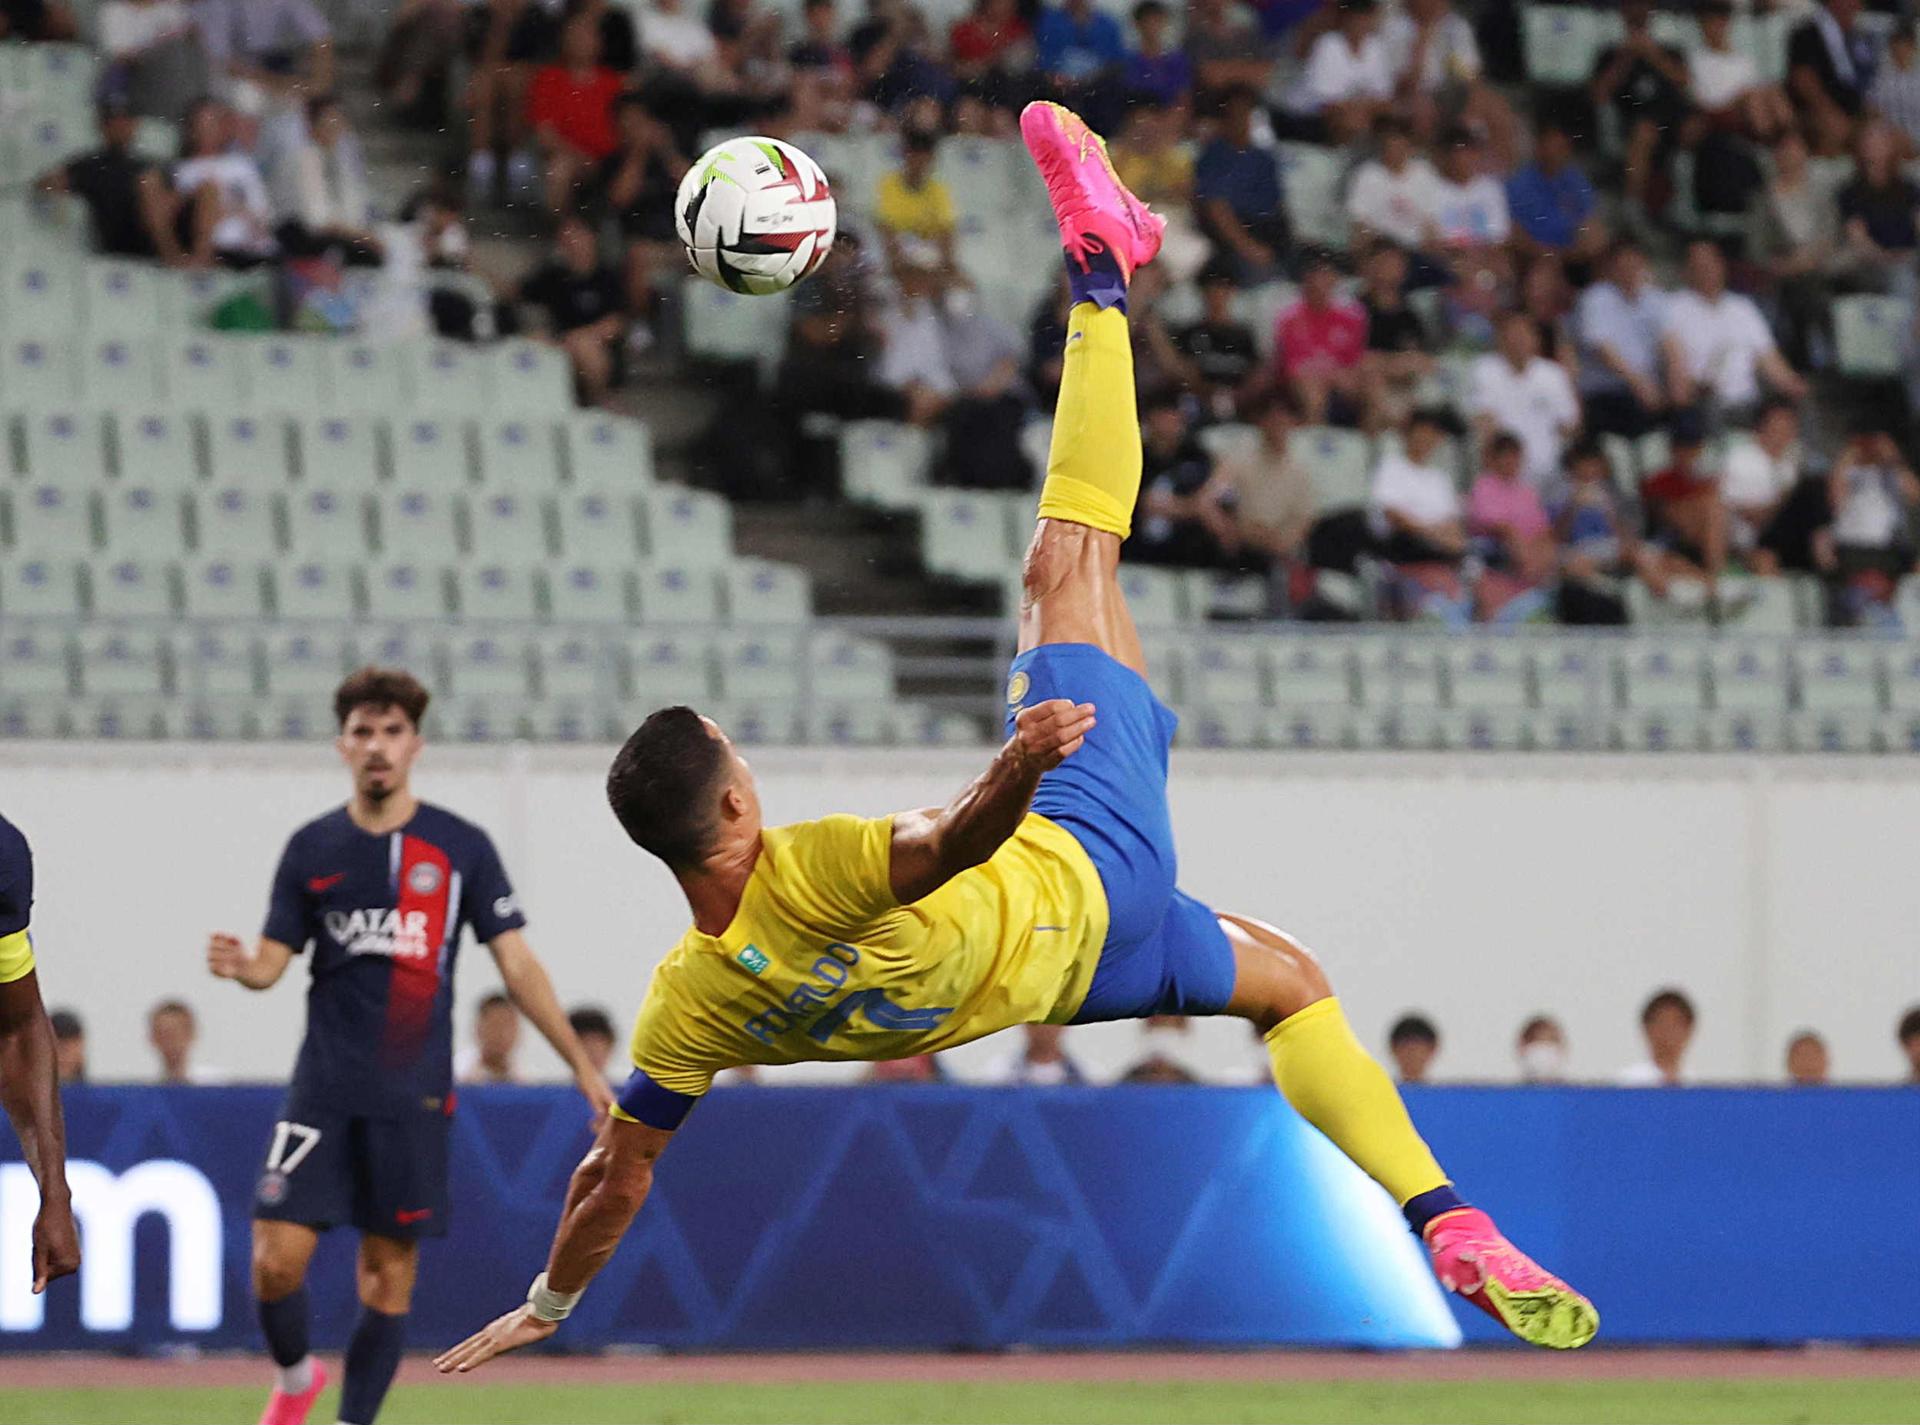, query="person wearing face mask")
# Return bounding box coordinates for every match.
[1515,1015,1568,1083]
